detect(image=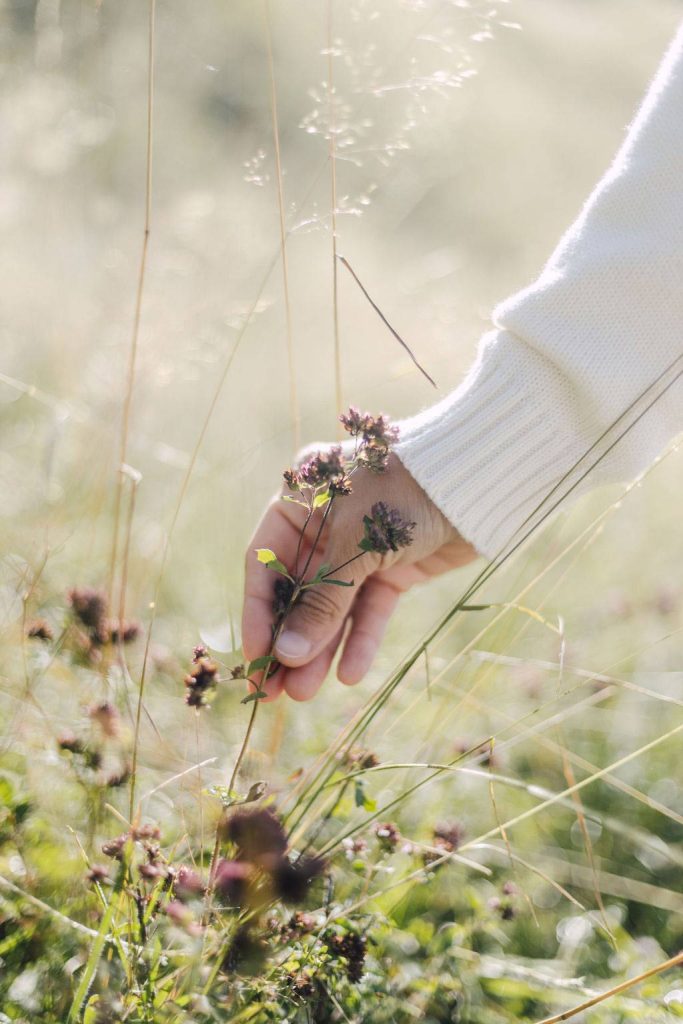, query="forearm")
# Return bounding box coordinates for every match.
[396,22,683,558]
